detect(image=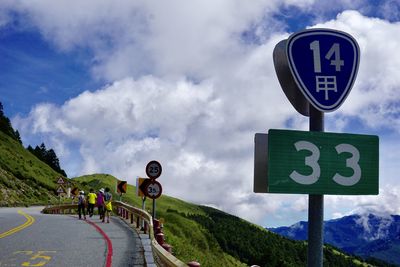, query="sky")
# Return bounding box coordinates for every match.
[1,0,400,227]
